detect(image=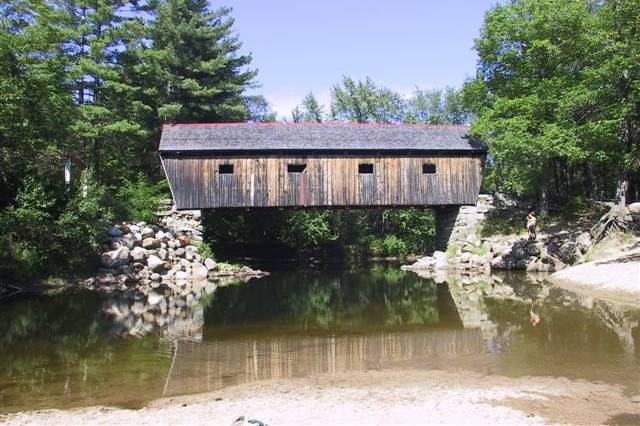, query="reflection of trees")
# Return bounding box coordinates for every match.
[204,266,448,335]
[0,292,172,412]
